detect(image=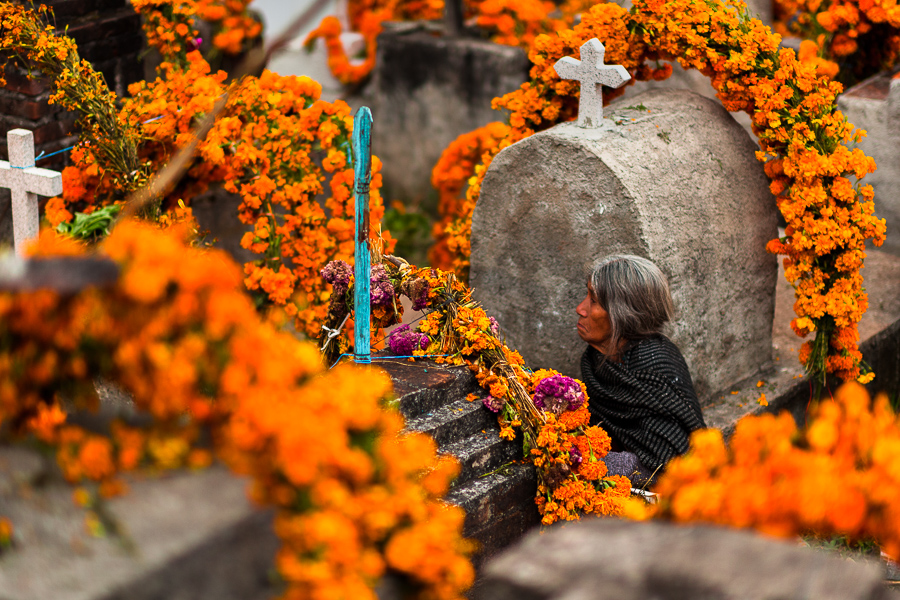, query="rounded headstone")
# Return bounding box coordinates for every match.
[470,89,777,399]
